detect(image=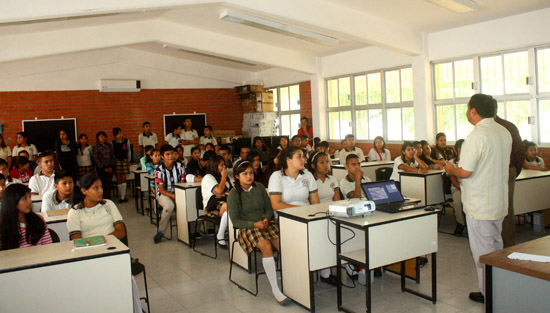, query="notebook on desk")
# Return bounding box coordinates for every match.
[361,180,423,213]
